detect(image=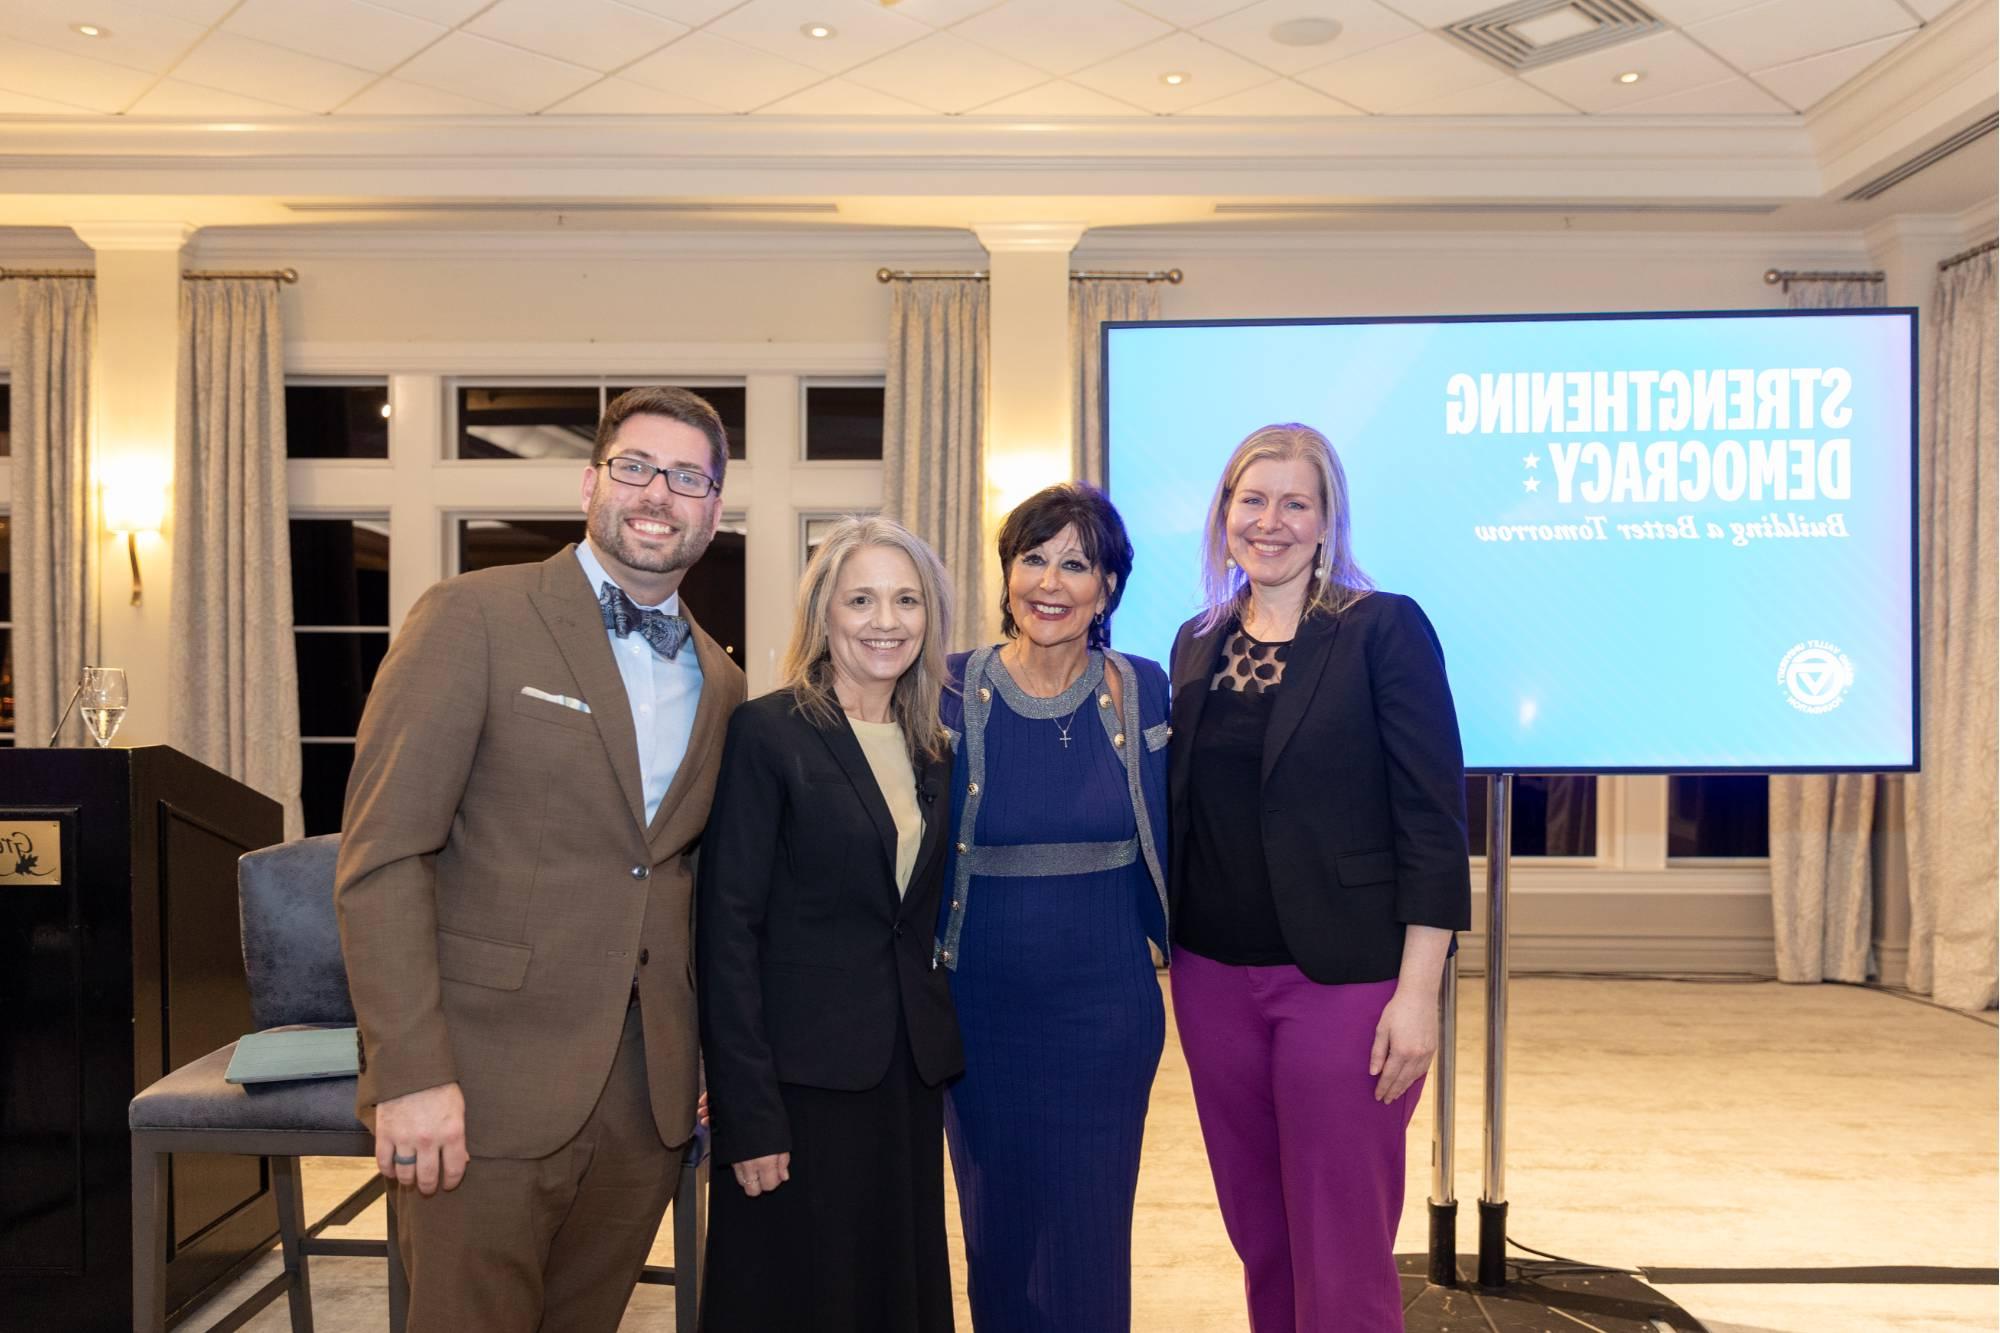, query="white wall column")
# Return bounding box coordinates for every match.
[973,221,1085,642]
[71,221,191,748]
